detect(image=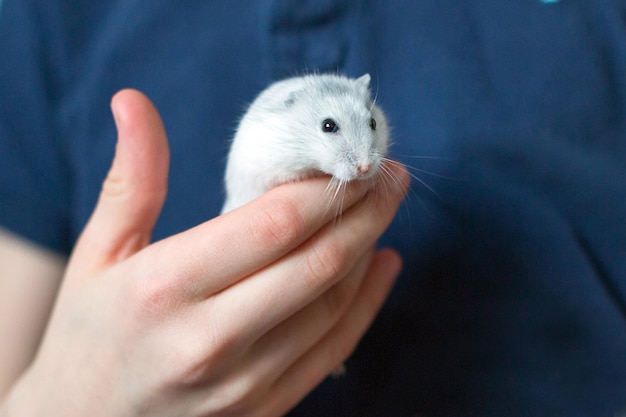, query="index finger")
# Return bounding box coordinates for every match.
[142,173,376,296]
